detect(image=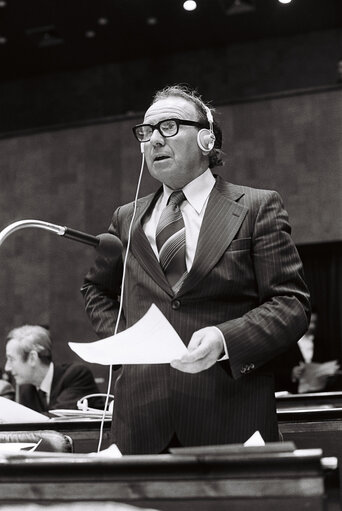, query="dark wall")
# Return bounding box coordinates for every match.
[0,28,341,134]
